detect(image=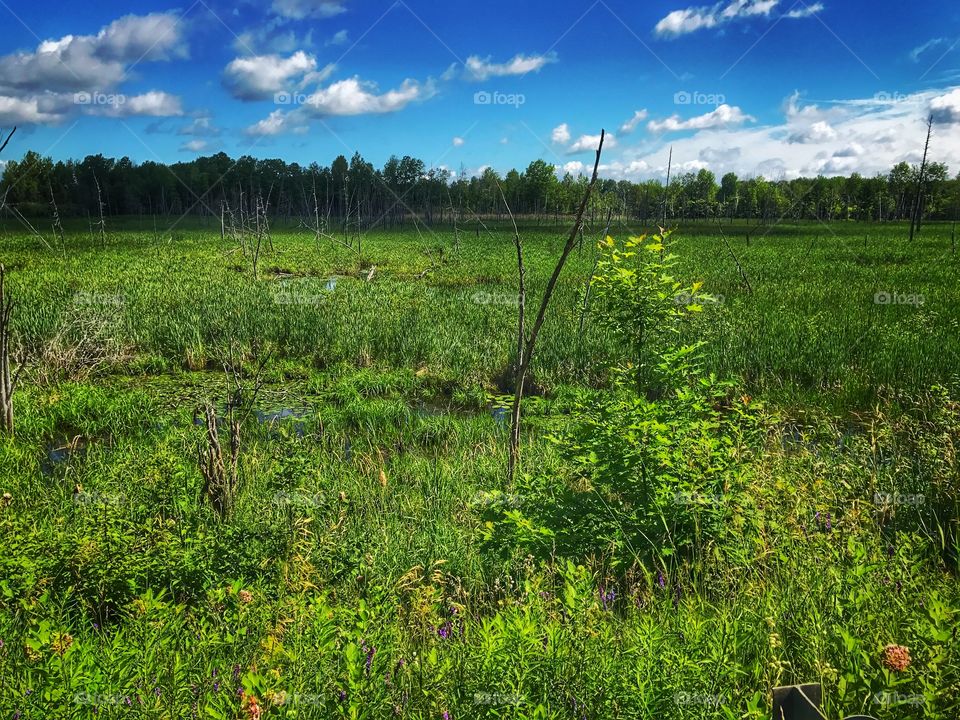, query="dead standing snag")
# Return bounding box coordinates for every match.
[504,130,606,485]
